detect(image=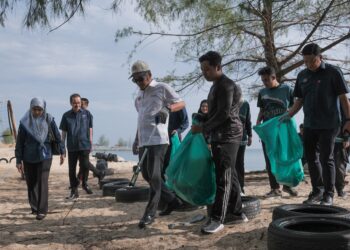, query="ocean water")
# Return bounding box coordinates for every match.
[95,147,266,172]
